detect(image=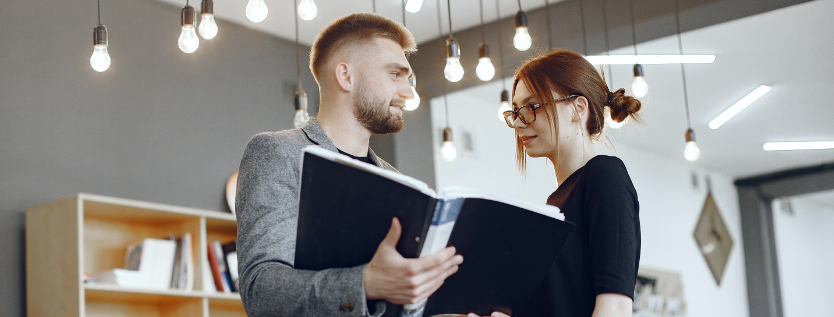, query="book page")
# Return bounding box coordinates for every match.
[439,186,564,221]
[302,145,436,197]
